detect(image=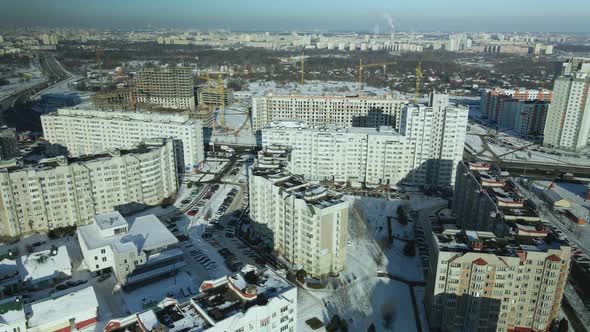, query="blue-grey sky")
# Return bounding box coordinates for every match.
[1,0,589,33]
